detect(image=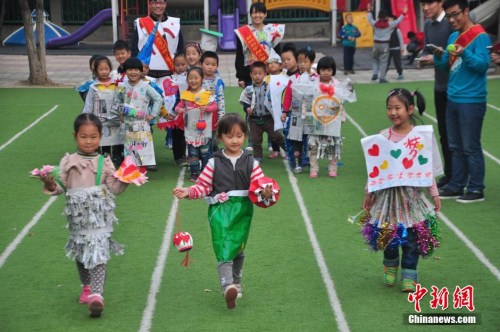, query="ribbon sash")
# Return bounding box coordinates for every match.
[237,25,269,62]
[140,17,175,72]
[449,24,486,66]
